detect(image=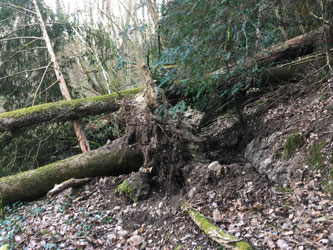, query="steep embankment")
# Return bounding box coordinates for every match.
[0,78,332,249]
